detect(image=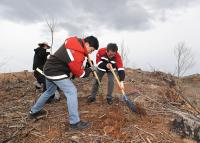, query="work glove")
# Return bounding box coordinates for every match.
[120,81,124,90]
[47,54,51,59]
[90,65,97,72]
[106,63,112,69]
